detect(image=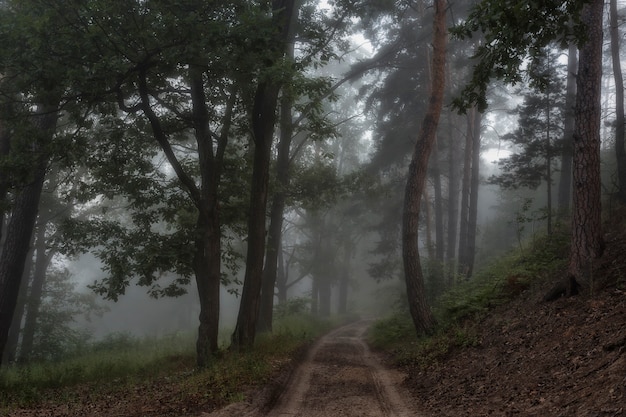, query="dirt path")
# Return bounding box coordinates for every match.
[204,320,418,417]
